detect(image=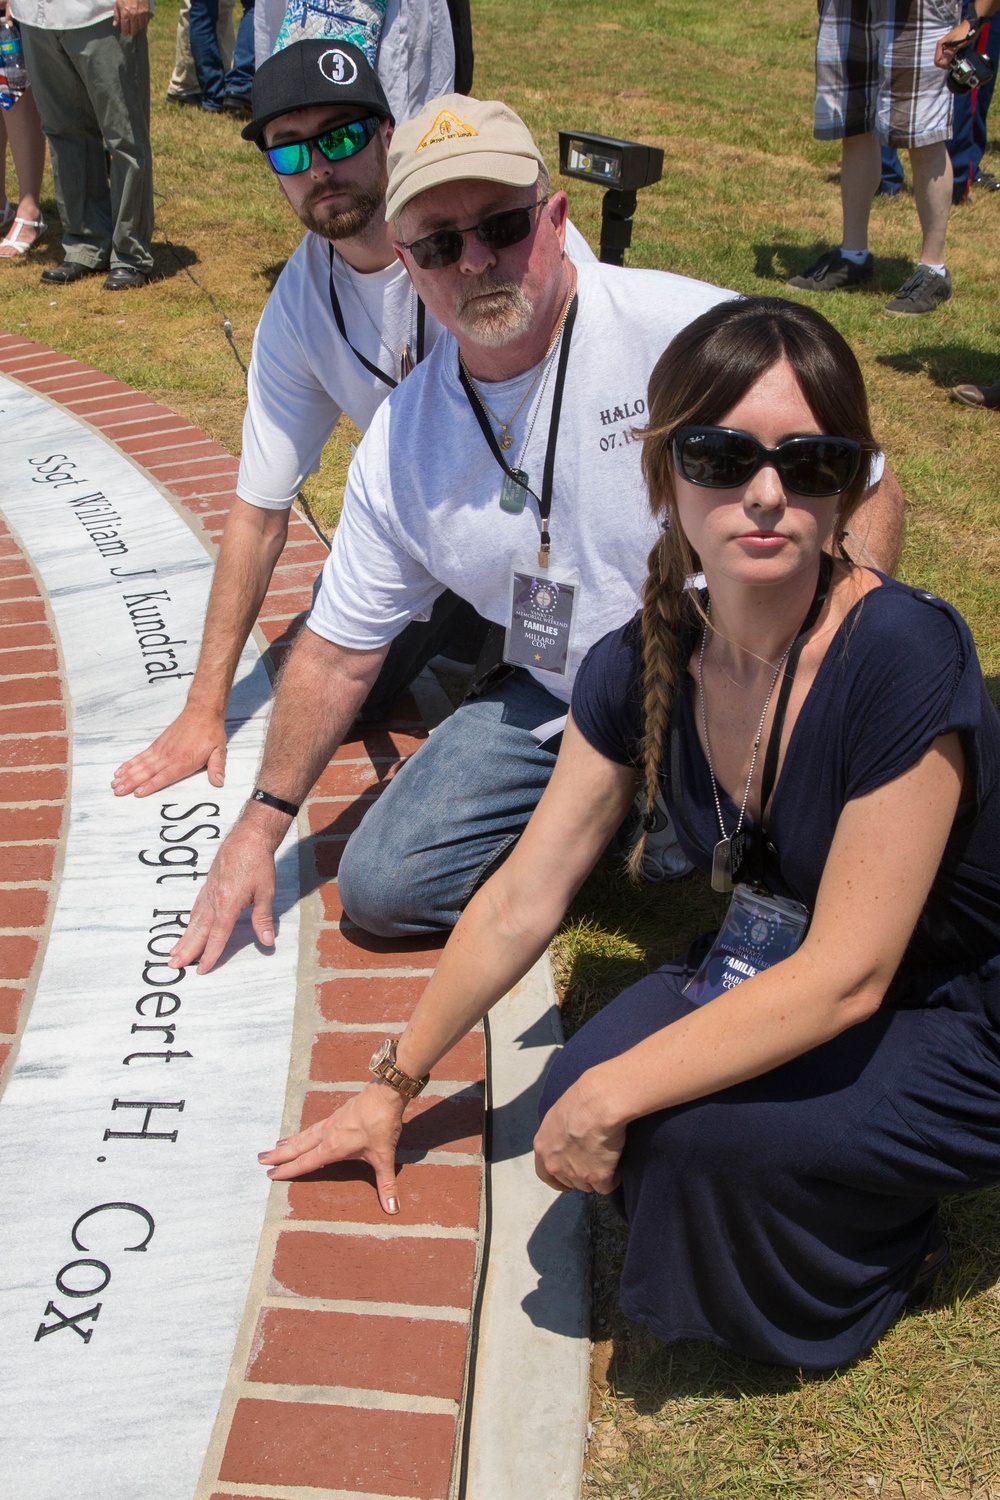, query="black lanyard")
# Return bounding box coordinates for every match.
[669,552,833,886]
[457,292,578,567]
[327,244,426,389]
